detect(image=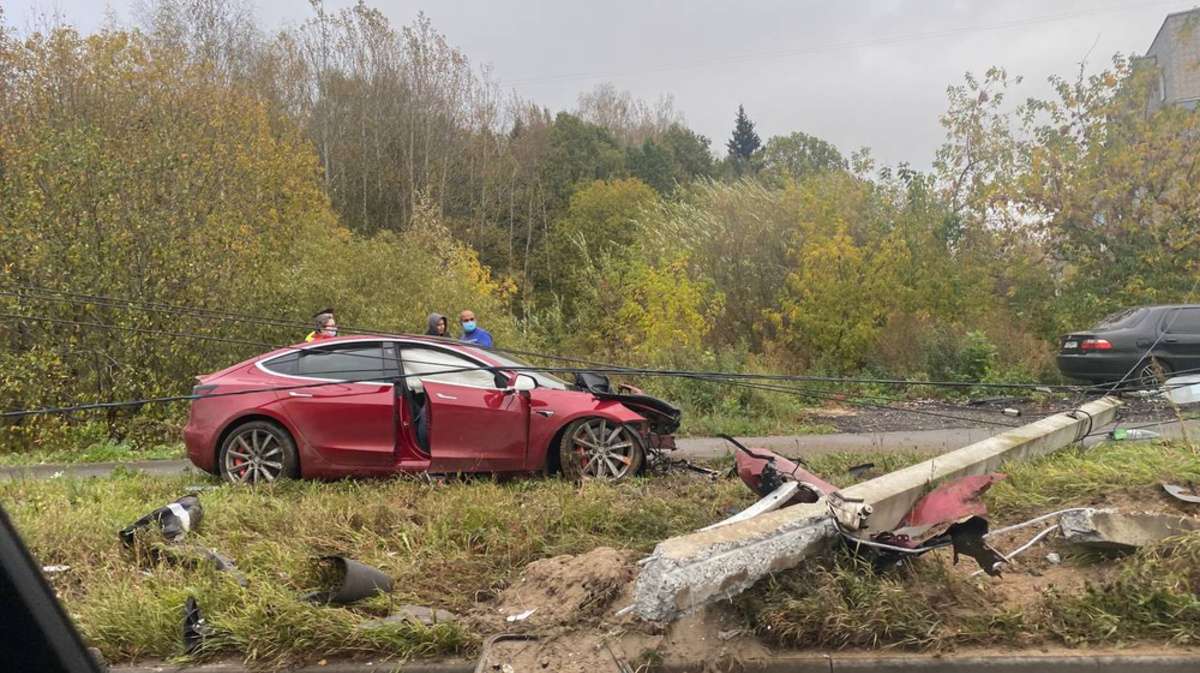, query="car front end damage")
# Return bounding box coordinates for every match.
[566,372,721,478]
